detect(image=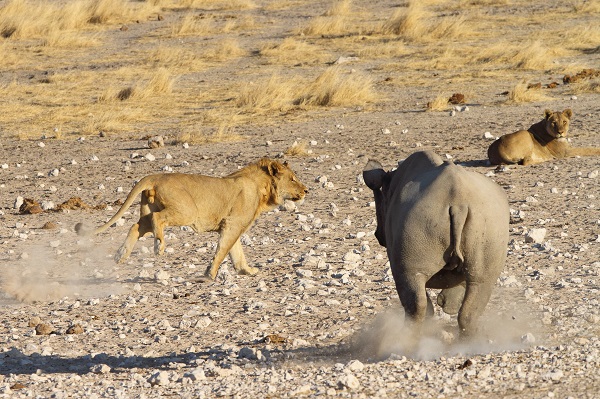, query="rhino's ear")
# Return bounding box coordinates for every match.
[363,160,387,190]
